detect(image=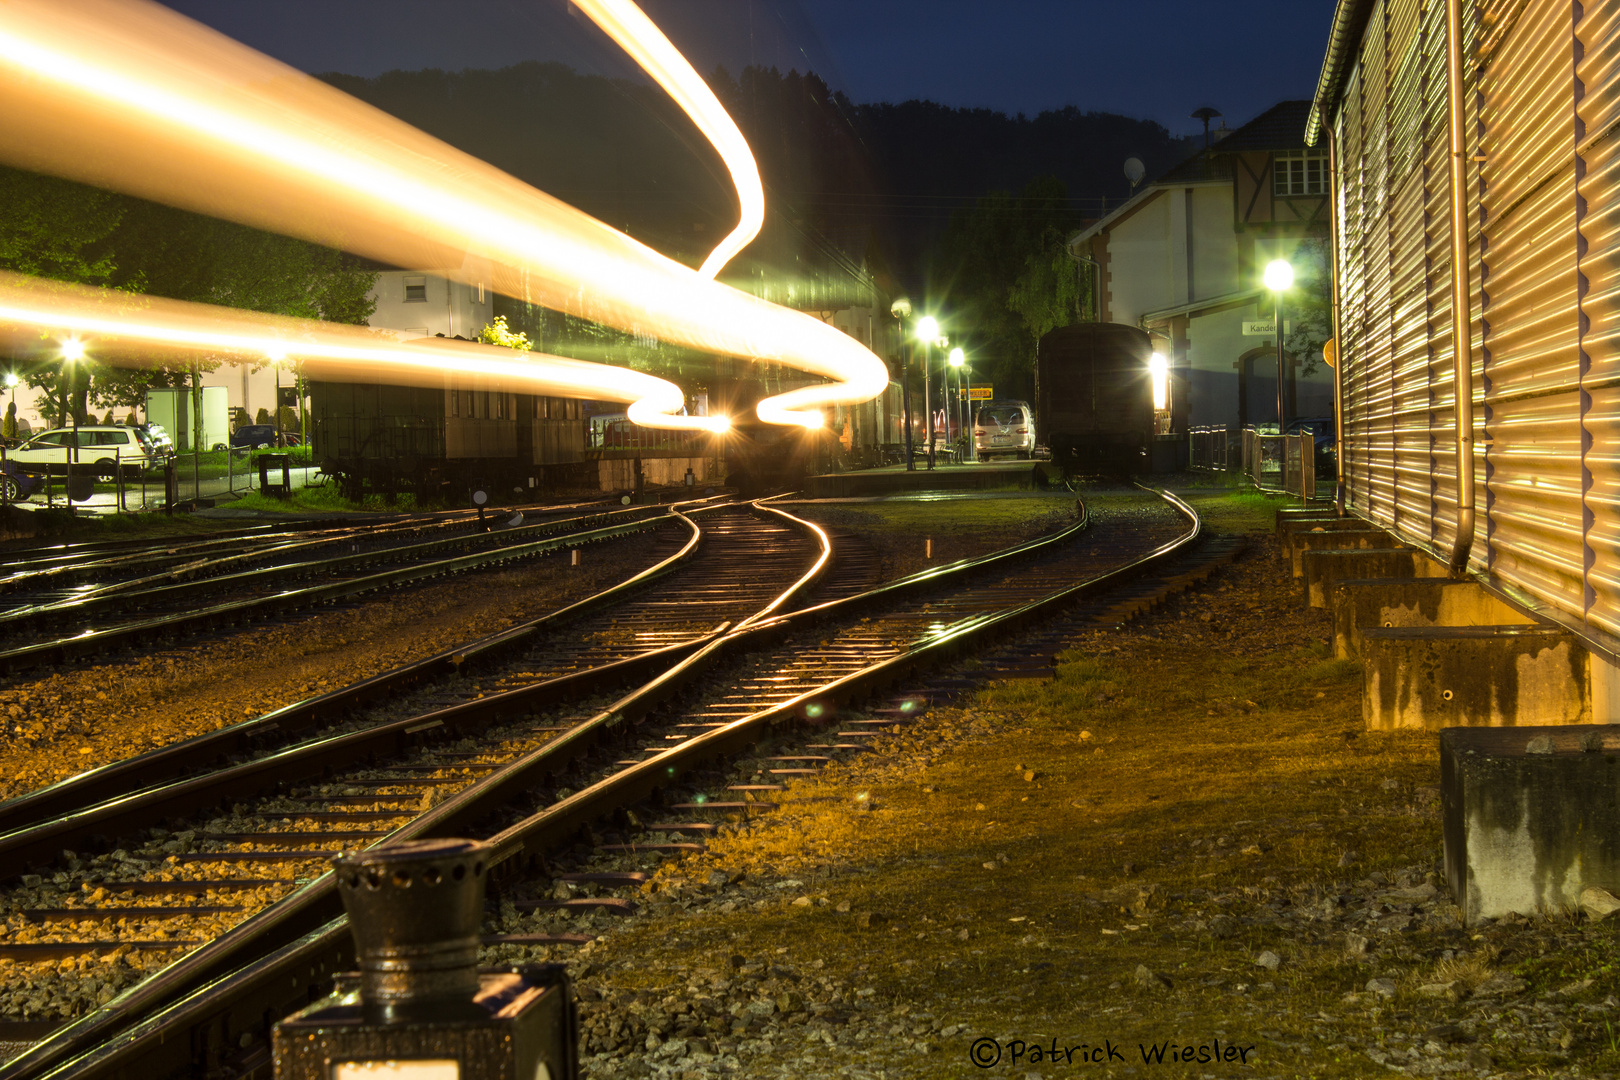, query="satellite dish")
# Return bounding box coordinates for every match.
[1124,157,1146,189]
